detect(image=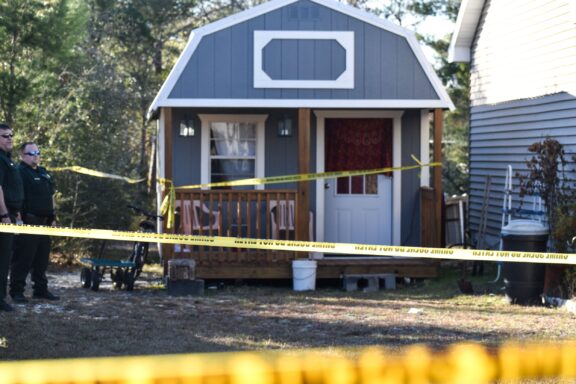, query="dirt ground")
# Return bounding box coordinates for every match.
[1,263,576,361]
